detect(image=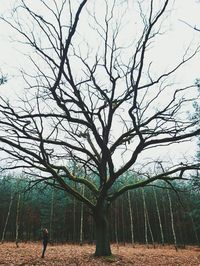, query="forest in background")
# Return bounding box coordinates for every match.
[0,174,200,248]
